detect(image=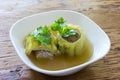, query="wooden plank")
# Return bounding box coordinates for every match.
[0,0,120,80]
